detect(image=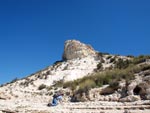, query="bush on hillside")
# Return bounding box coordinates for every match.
[114,58,130,69]
[132,55,150,64]
[10,77,19,83]
[110,57,116,63]
[76,79,96,94]
[38,84,46,90]
[96,62,103,70]
[106,55,112,59]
